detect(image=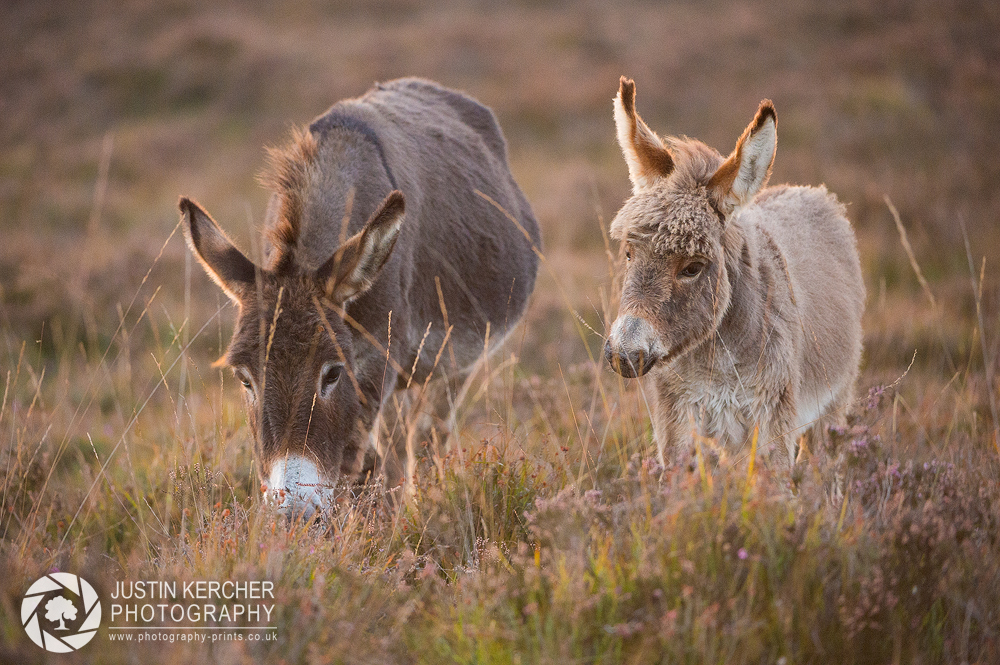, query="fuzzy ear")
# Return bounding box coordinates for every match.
[316,190,405,304]
[179,197,256,303]
[614,76,674,192]
[708,100,777,216]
